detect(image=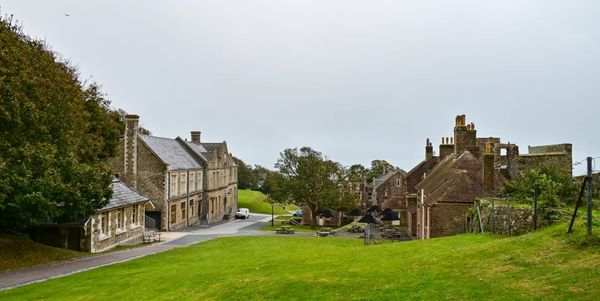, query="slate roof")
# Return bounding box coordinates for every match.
[405,157,440,194]
[373,170,399,189]
[99,178,149,211]
[139,135,203,170]
[415,151,488,206]
[185,141,208,154]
